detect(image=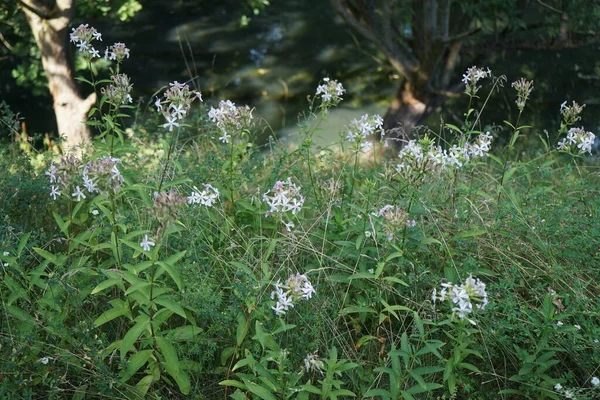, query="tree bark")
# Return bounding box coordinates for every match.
[382,82,445,145]
[20,0,95,156]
